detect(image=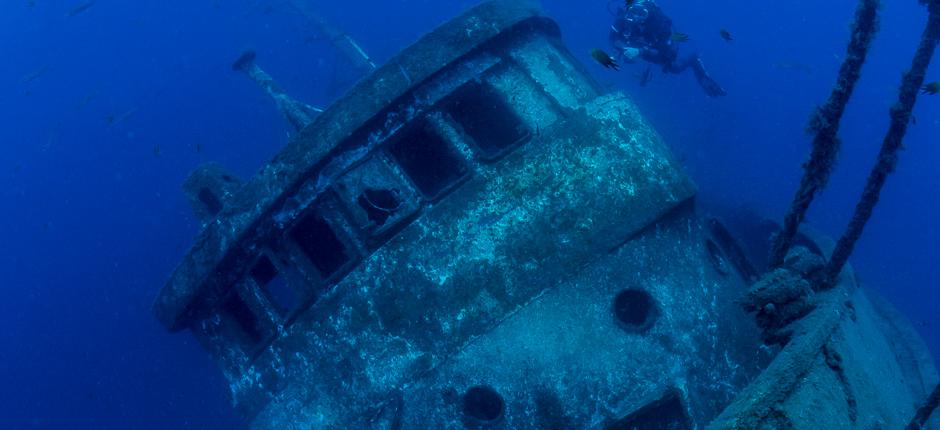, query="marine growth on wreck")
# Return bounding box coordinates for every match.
[153,1,940,429]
